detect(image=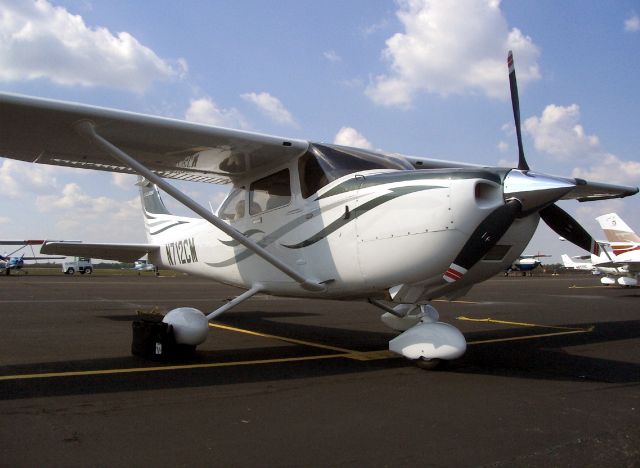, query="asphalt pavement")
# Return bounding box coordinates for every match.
[0,273,638,467]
